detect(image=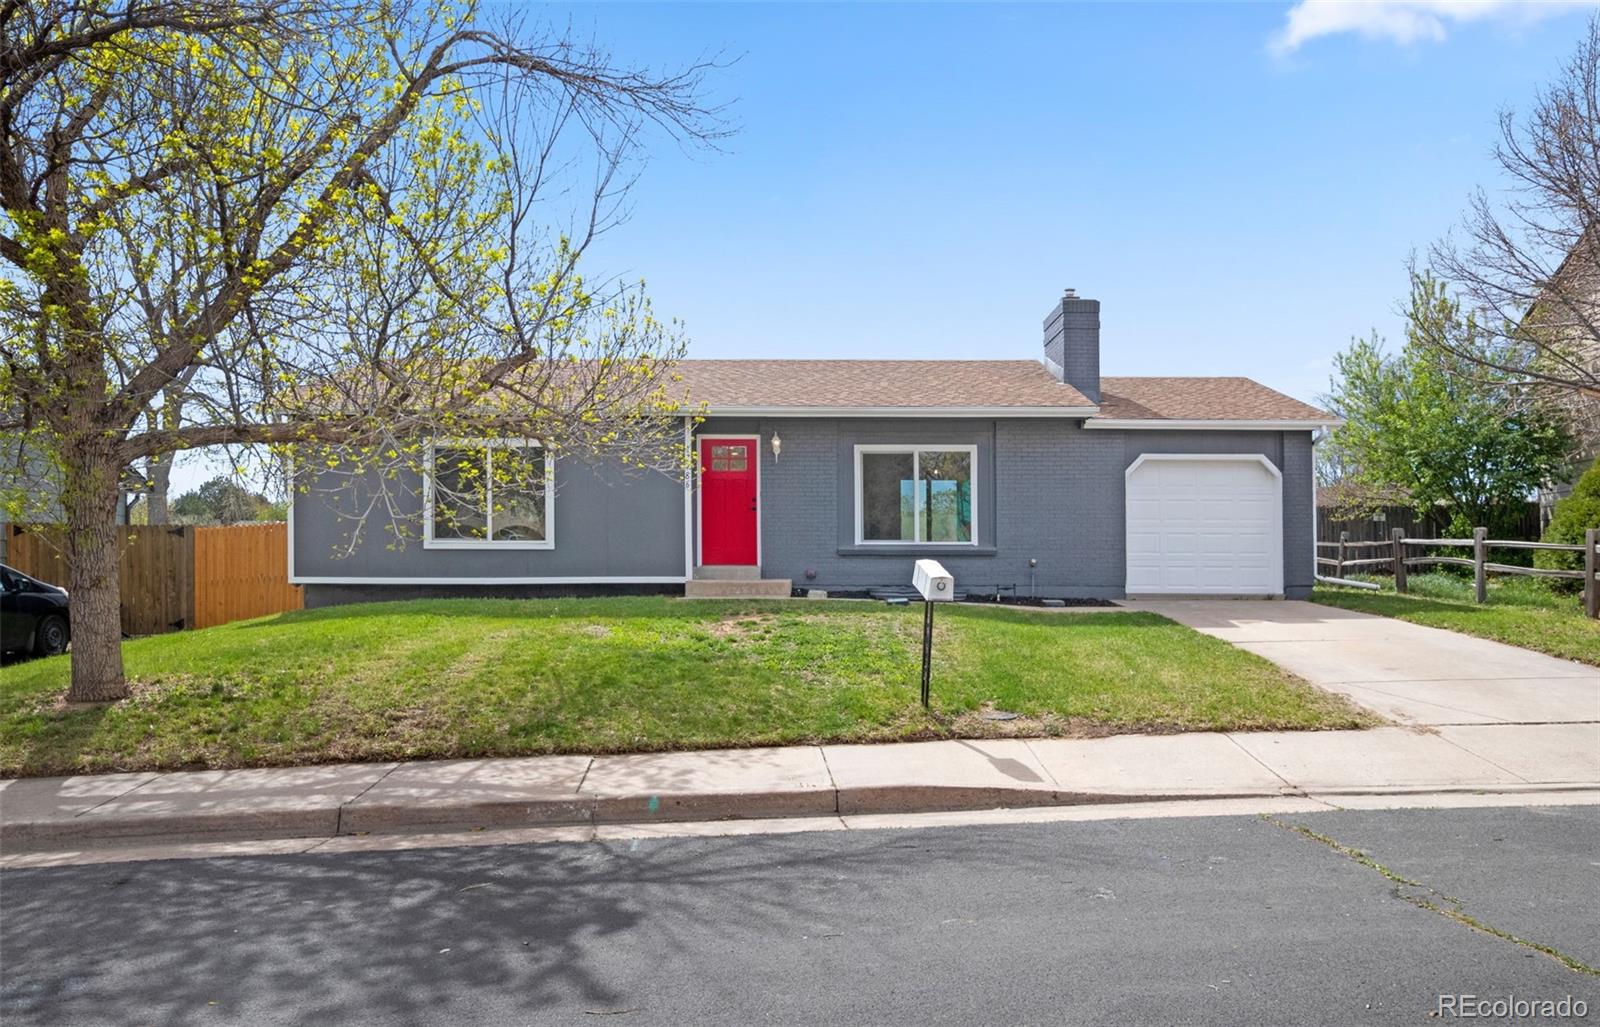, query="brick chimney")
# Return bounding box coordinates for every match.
[1043,287,1100,403]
